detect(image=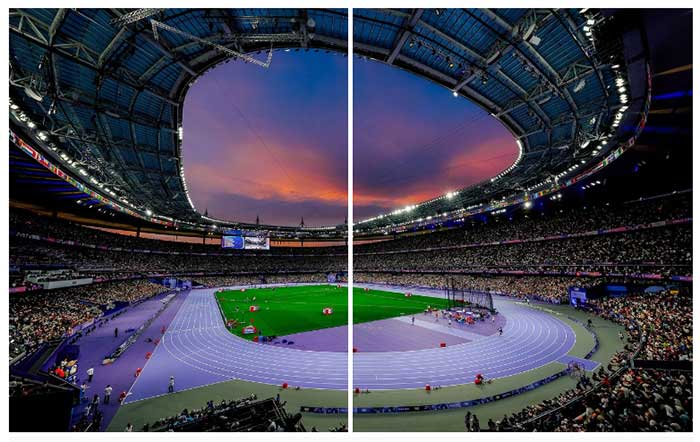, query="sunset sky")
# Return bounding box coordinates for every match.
[182,51,516,226]
[353,58,518,221]
[182,51,348,227]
